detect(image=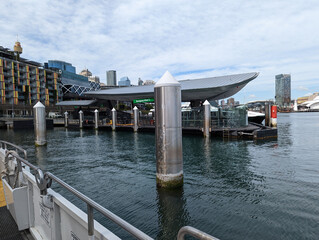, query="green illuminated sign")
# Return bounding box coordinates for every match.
[133,98,154,104]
